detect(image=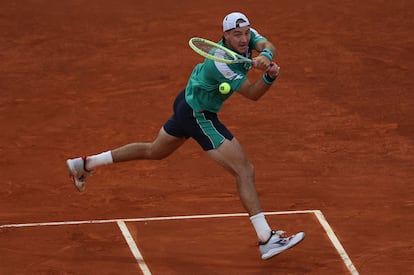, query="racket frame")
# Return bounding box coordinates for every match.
[189,37,252,64]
